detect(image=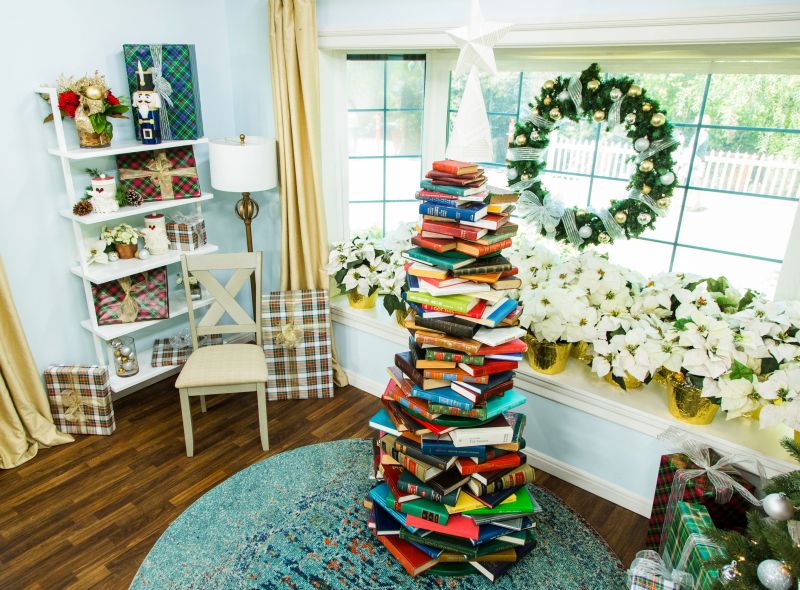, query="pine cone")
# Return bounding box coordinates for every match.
[72,199,93,216]
[126,189,144,207]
